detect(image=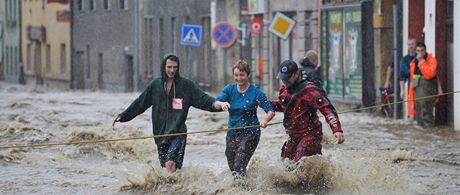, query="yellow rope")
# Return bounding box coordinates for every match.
[338,90,457,114]
[0,125,266,149]
[0,90,458,149]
